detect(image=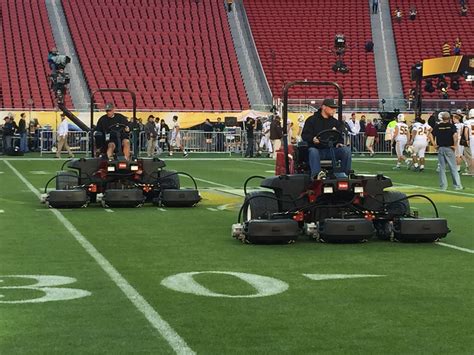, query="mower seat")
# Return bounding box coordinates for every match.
[295,141,334,174]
